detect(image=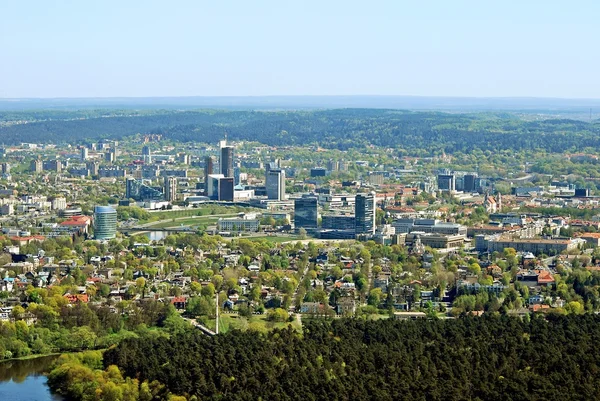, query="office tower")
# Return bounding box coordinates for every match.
[126,177,164,201]
[125,177,135,199]
[52,197,67,210]
[177,153,190,165]
[164,176,178,202]
[94,206,117,240]
[437,172,456,192]
[204,156,214,191]
[266,163,286,201]
[218,177,234,201]
[86,161,100,176]
[464,174,477,193]
[220,144,234,177]
[355,191,376,235]
[81,147,89,161]
[30,159,43,173]
[142,145,152,163]
[206,174,224,199]
[43,160,62,173]
[294,194,318,229]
